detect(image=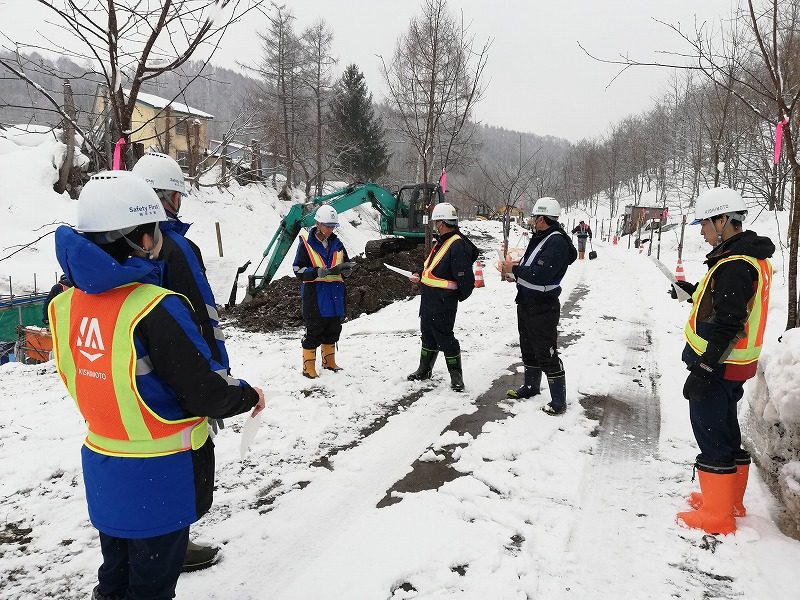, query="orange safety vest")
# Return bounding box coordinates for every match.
[299,229,344,283]
[49,283,208,458]
[421,235,460,290]
[684,255,772,377]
